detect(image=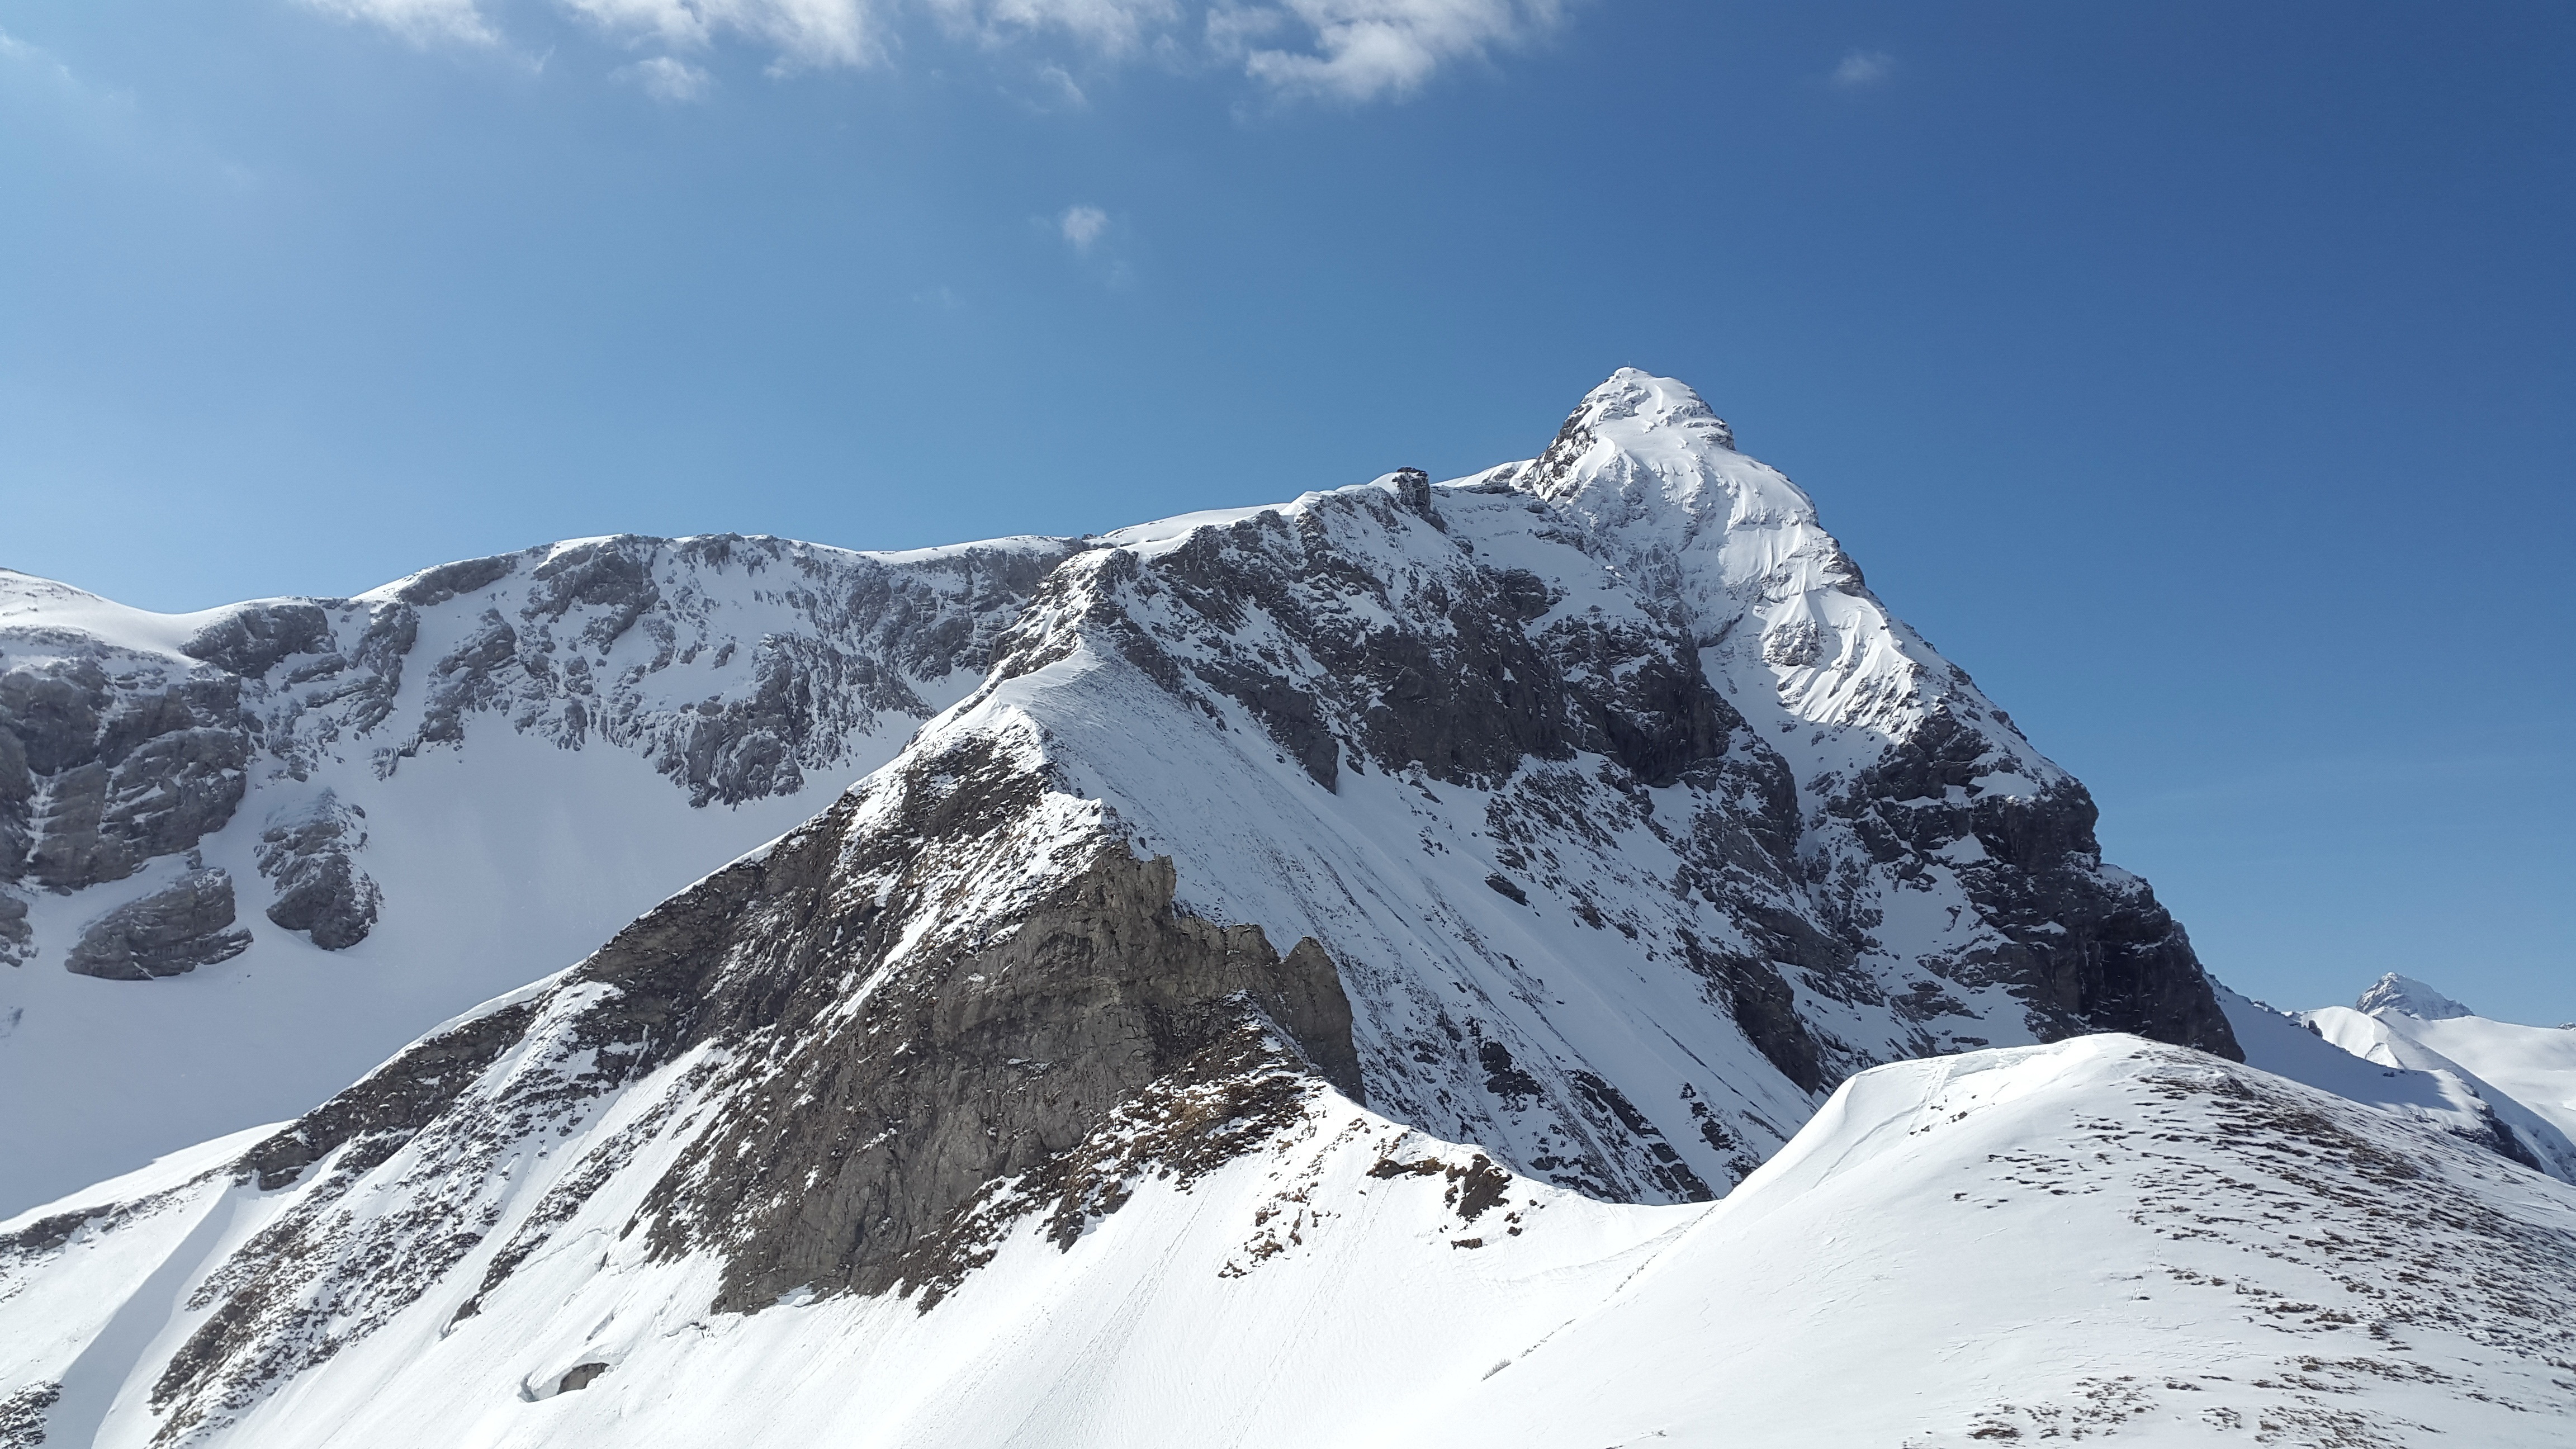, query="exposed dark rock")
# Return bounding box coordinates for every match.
[415,609,519,748]
[1476,1039,1543,1105]
[372,536,1079,805]
[182,604,332,679]
[655,634,918,806]
[1829,706,2239,1060]
[1678,933,1828,1097]
[63,869,251,980]
[0,726,28,882]
[1012,487,1744,795]
[0,1379,61,1449]
[903,1019,1328,1309]
[556,1363,609,1395]
[0,892,27,969]
[1567,1071,1712,1201]
[0,656,249,889]
[160,735,1365,1428]
[256,794,380,950]
[623,830,1366,1313]
[395,553,520,608]
[235,1000,542,1192]
[1365,1151,1513,1222]
[10,536,1078,951]
[526,539,661,650]
[145,997,546,1439]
